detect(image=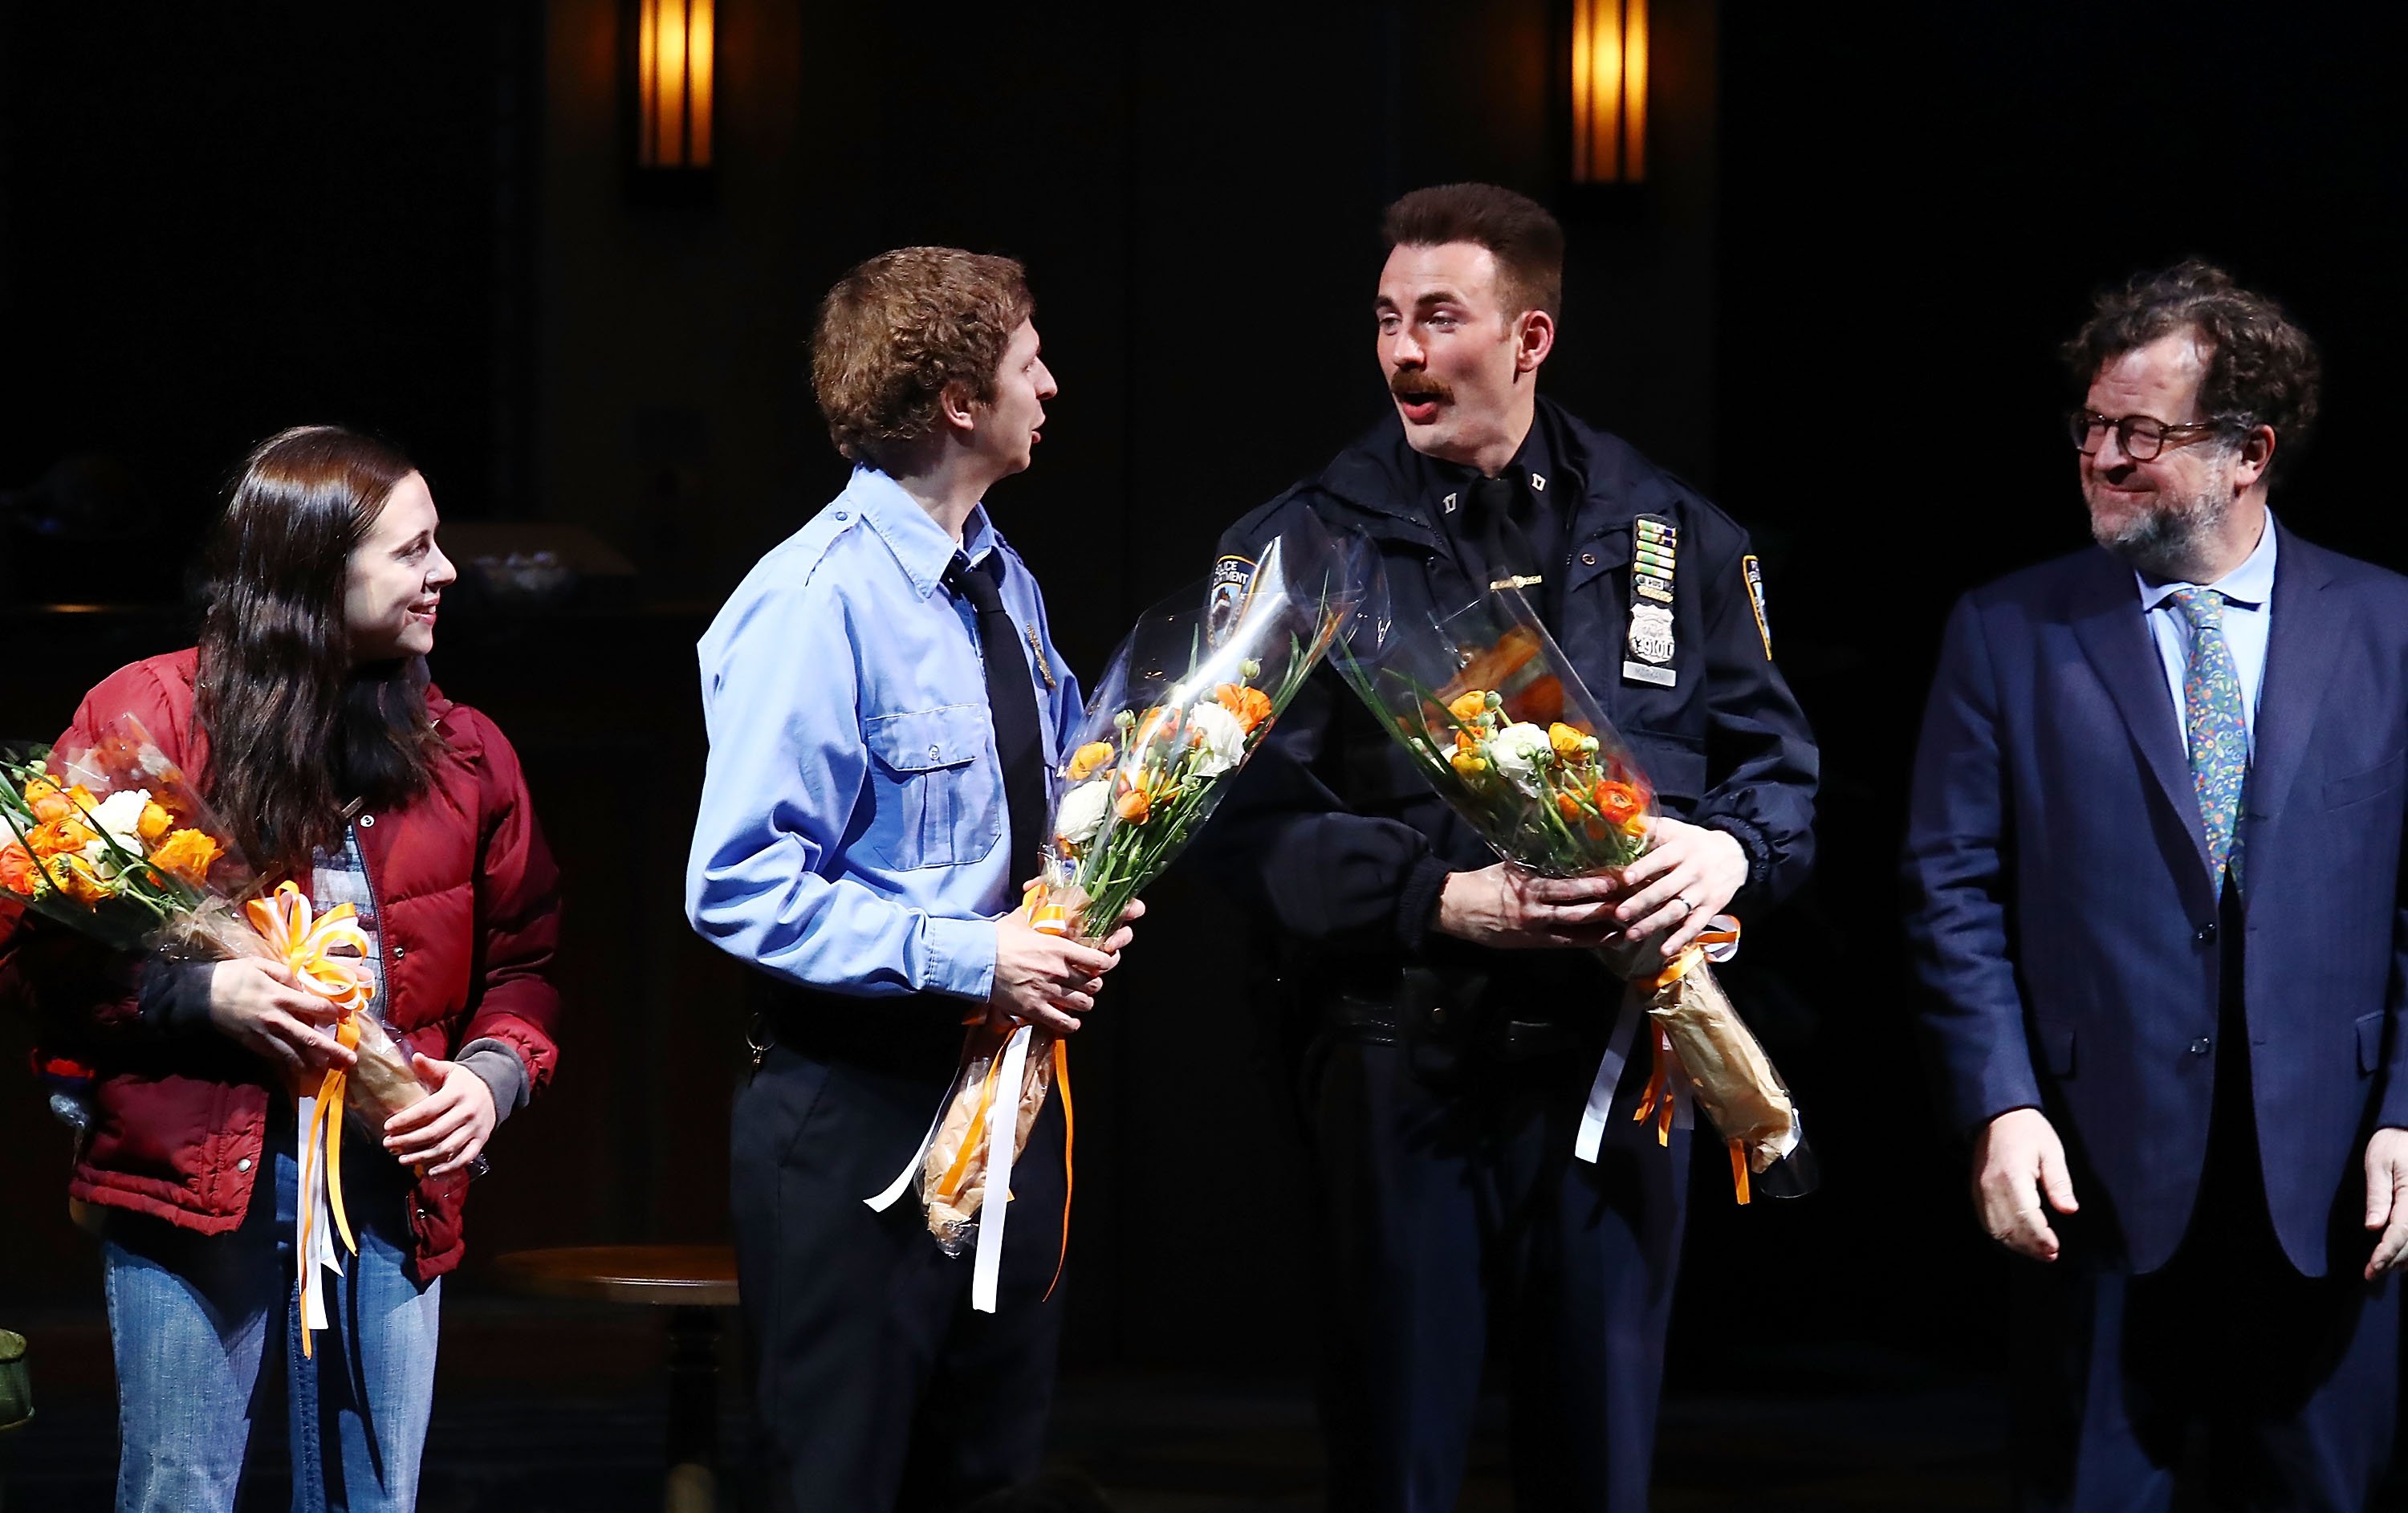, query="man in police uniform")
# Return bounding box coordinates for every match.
[1209,184,1818,1510]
